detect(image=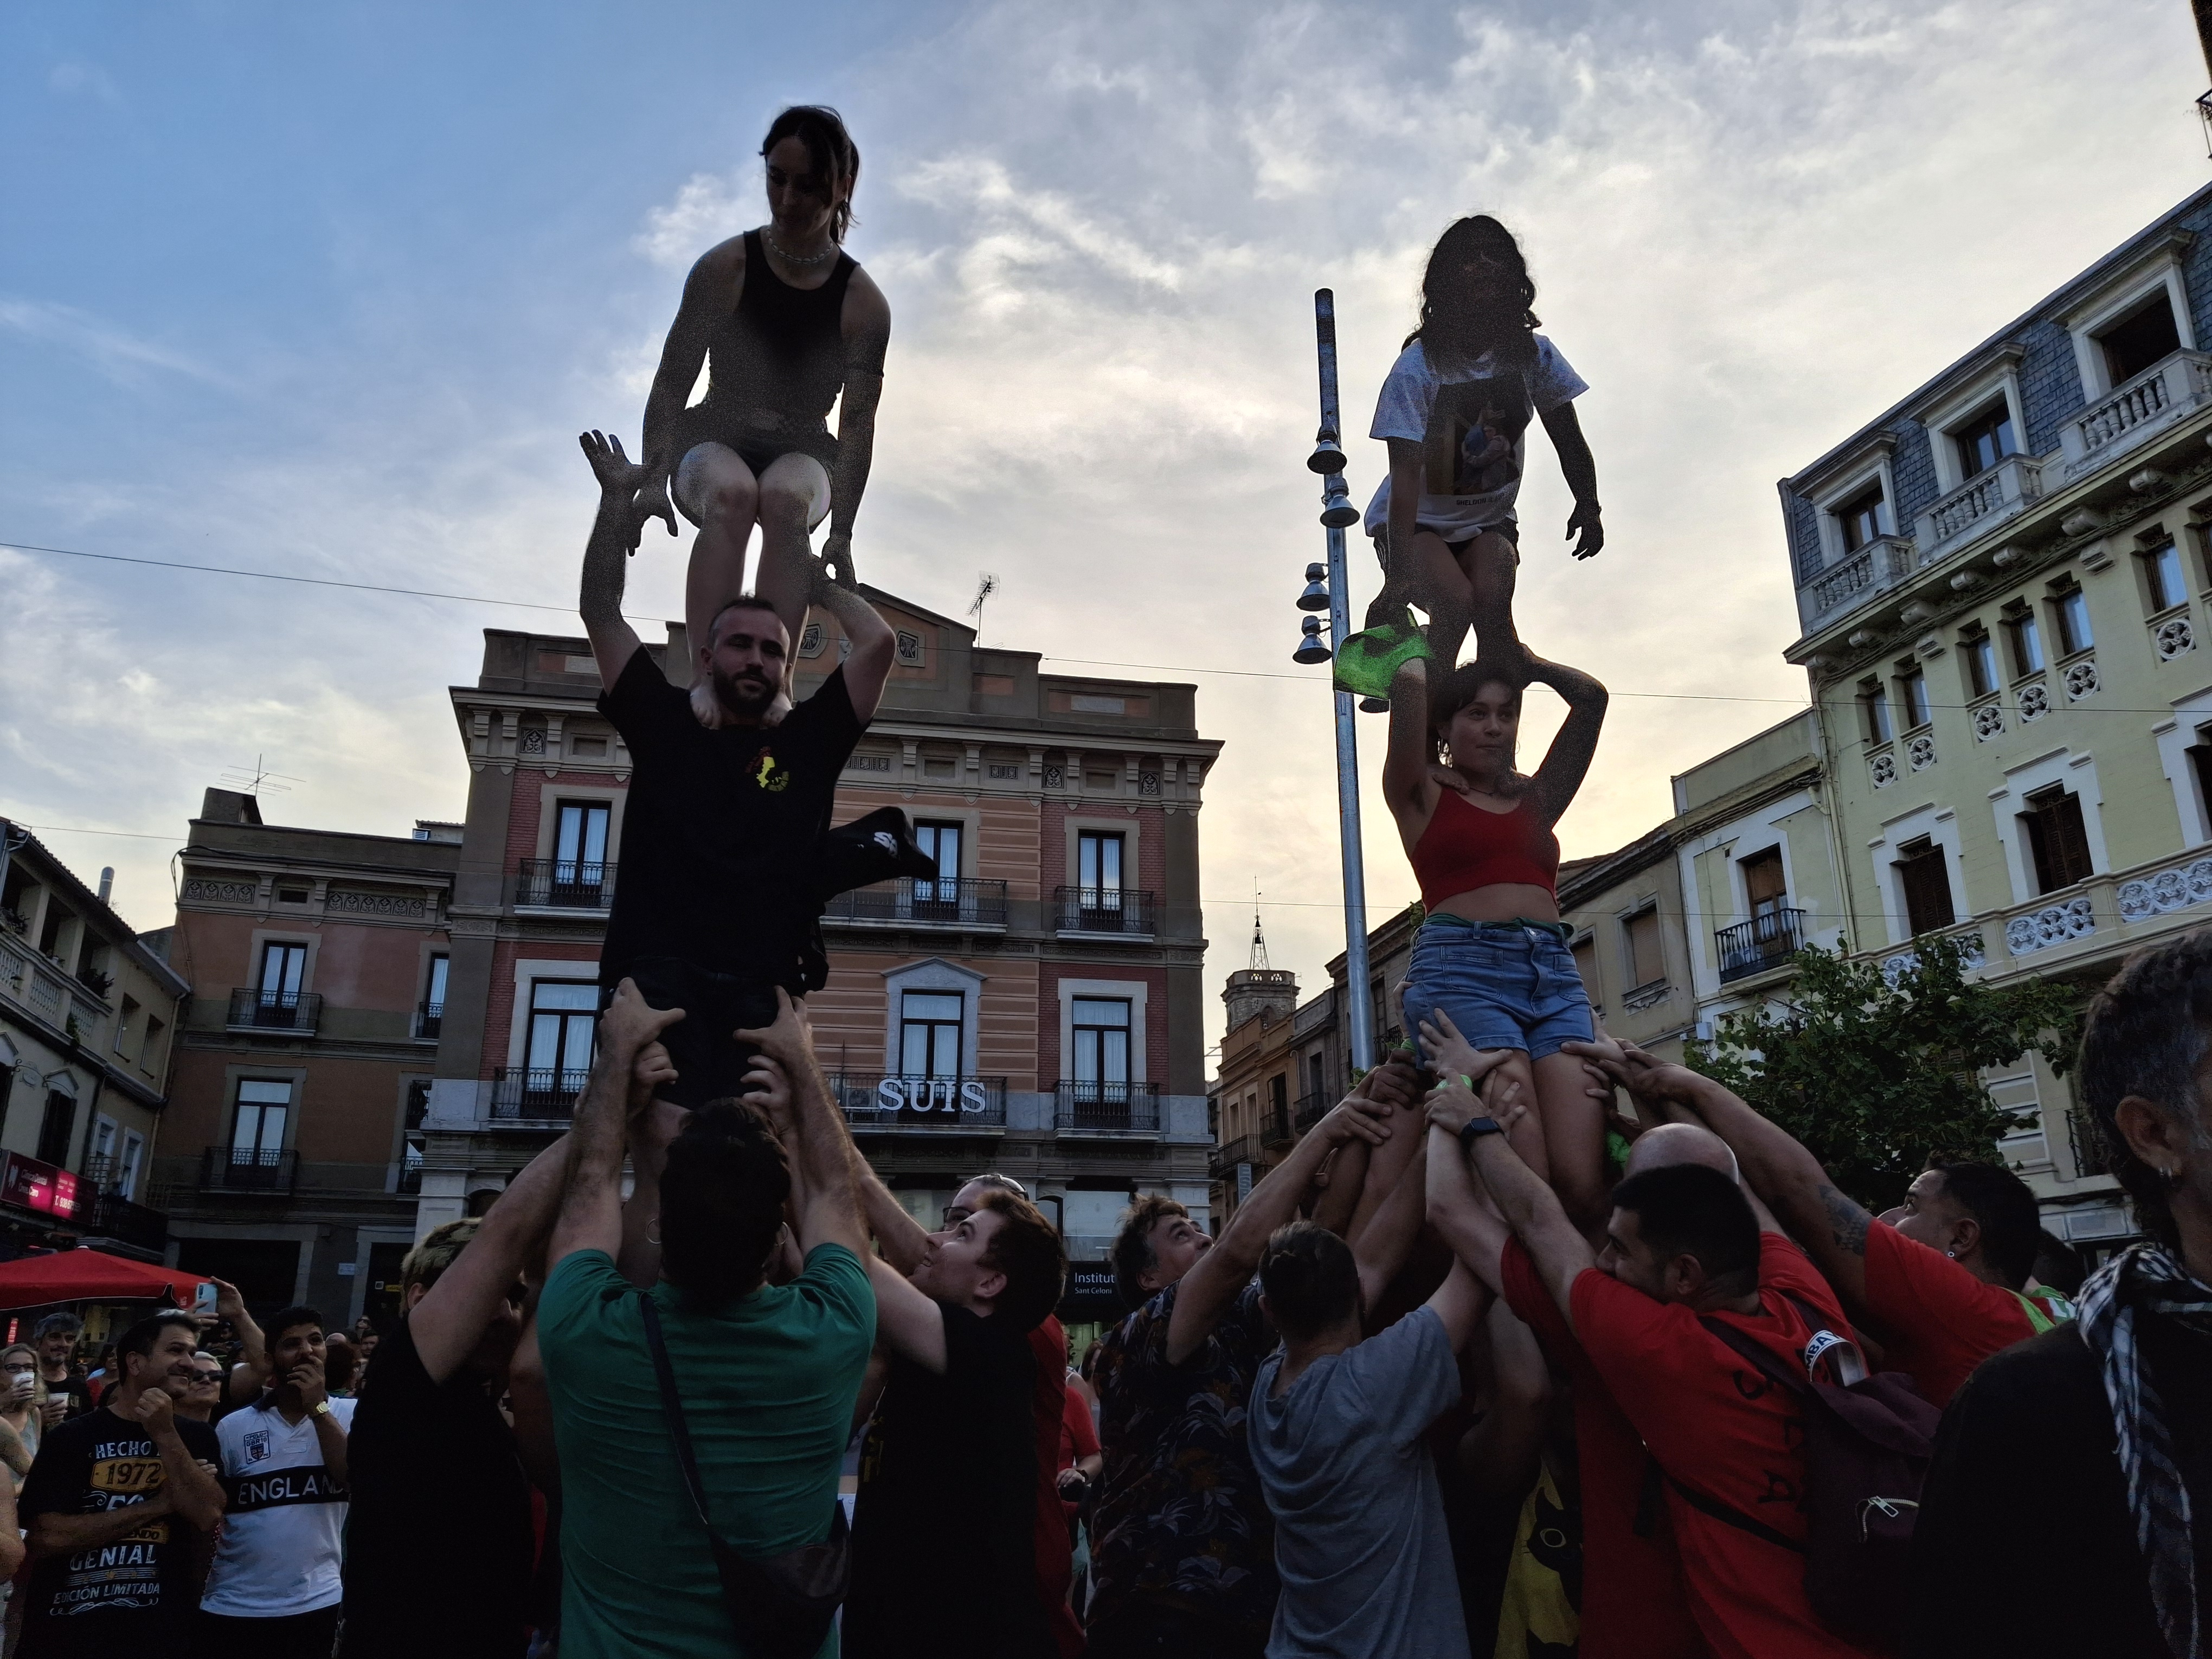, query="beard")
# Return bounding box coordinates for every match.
[711,665,776,717]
